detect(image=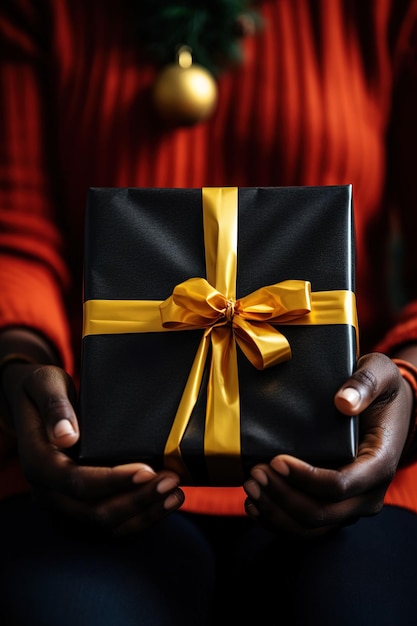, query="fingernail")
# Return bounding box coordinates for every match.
[163,492,181,510]
[132,466,157,483]
[53,419,75,438]
[339,387,361,410]
[251,468,268,486]
[271,458,290,476]
[156,477,178,495]
[244,479,261,500]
